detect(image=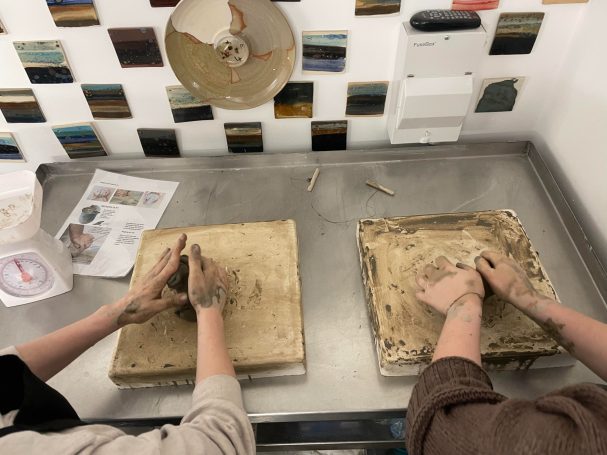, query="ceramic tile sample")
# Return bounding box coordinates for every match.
[14,41,74,84]
[490,13,544,55]
[0,133,25,161]
[224,123,263,153]
[108,28,163,68]
[358,211,567,376]
[311,120,347,151]
[346,82,388,116]
[476,77,525,112]
[0,89,46,123]
[53,123,107,159]
[302,31,348,73]
[150,0,180,6]
[274,82,314,119]
[46,0,100,27]
[166,85,213,123]
[452,0,499,10]
[81,84,132,119]
[138,129,180,157]
[355,0,401,16]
